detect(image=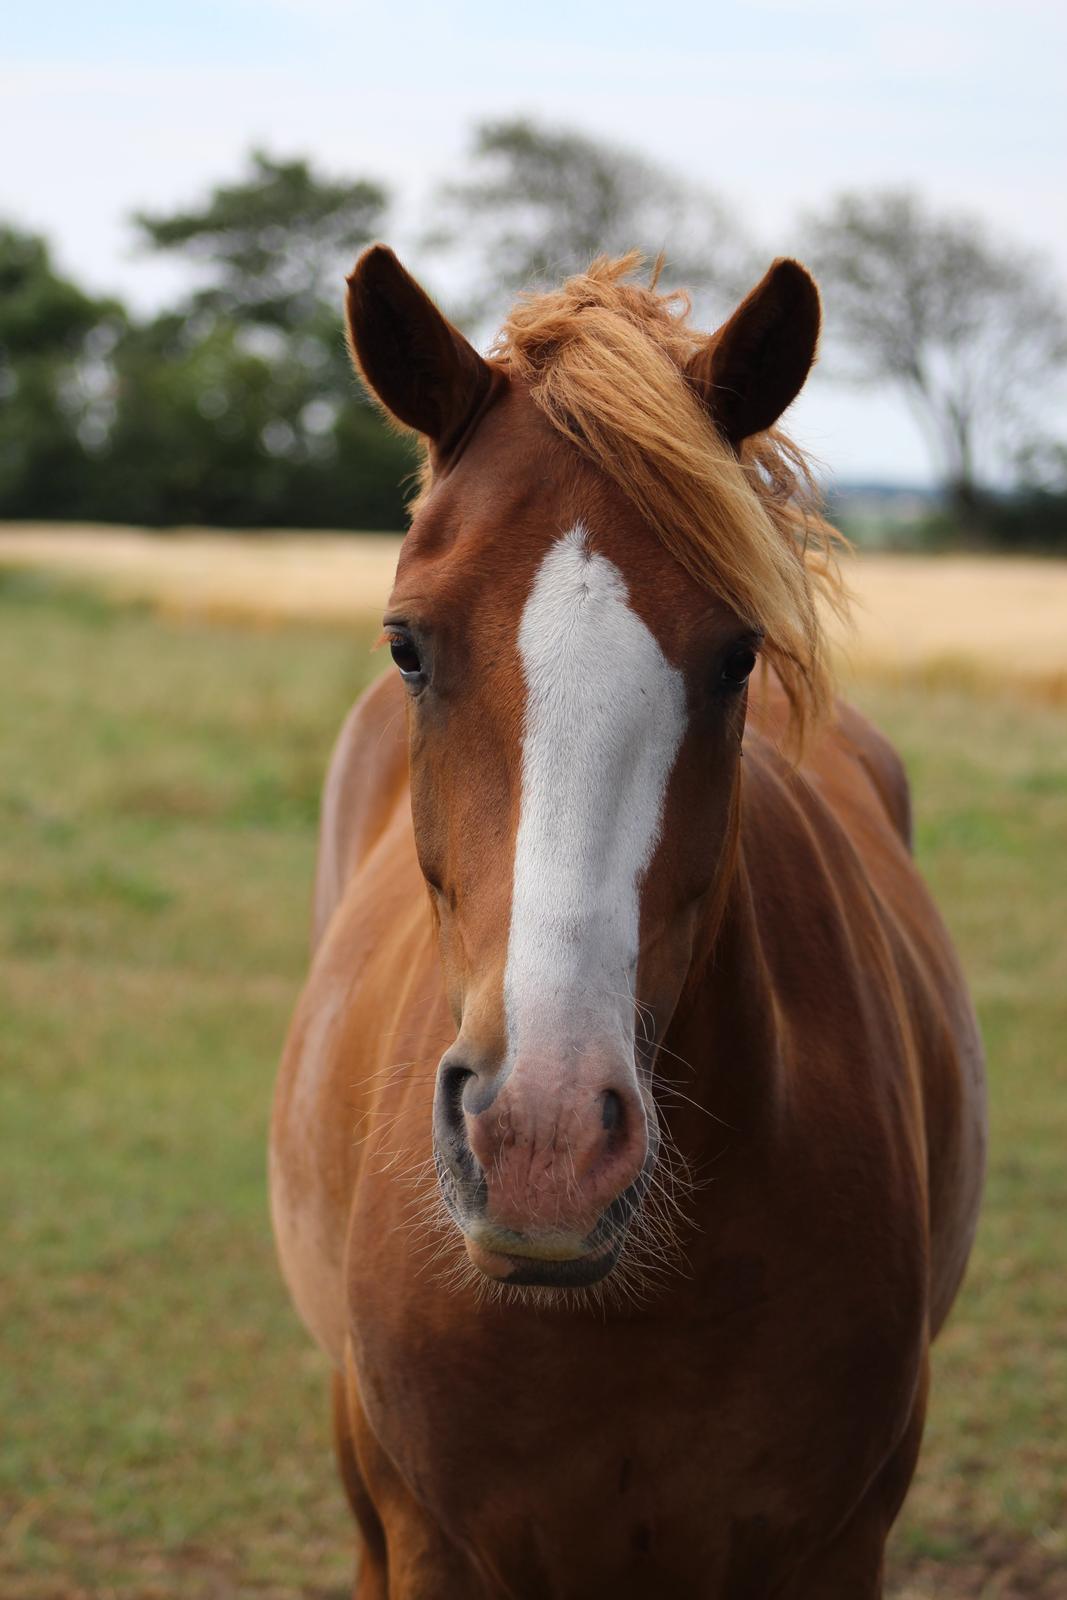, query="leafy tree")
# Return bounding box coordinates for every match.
[0,224,123,517]
[0,181,414,529]
[125,151,415,528]
[426,118,750,327]
[134,149,388,331]
[89,314,299,526]
[800,190,1067,533]
[85,312,414,530]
